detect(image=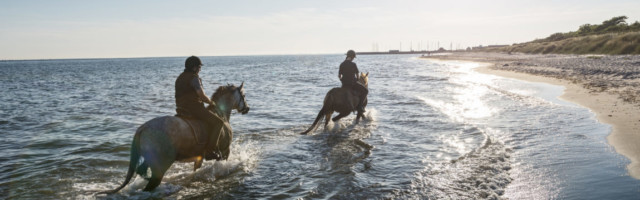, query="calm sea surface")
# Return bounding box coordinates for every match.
[1,55,639,199]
